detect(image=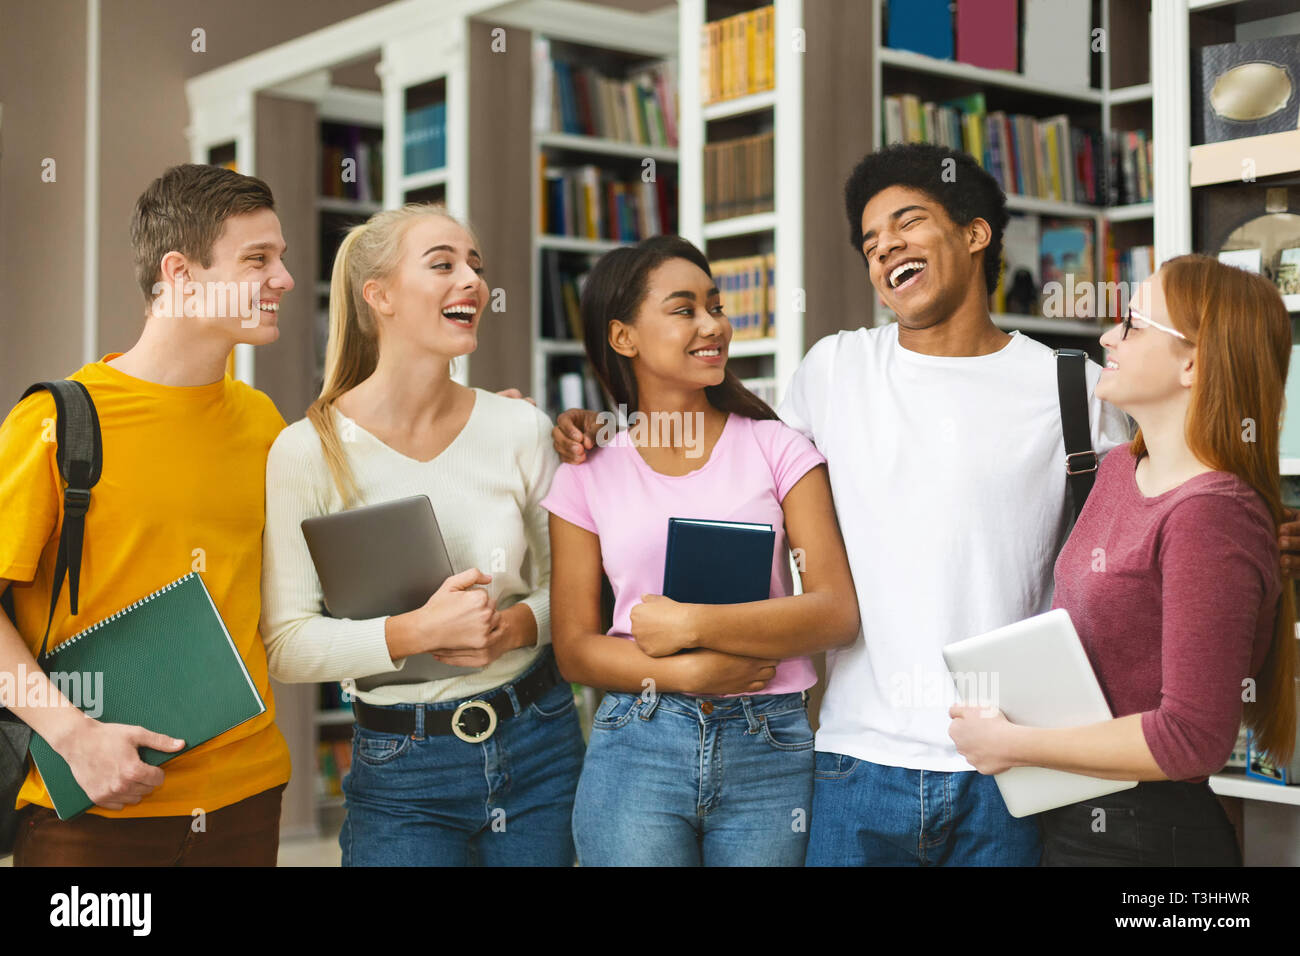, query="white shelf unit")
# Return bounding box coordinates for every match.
[677,0,802,406]
[186,0,506,838]
[527,23,680,417]
[1150,0,1300,864]
[867,0,1161,339]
